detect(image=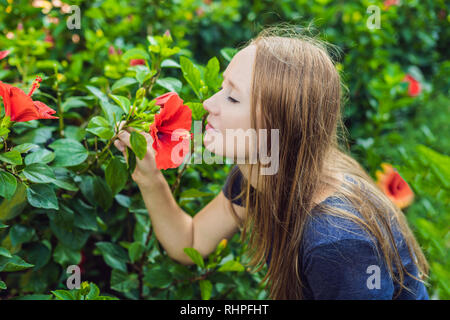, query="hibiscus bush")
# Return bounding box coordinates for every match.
[0,0,448,300]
